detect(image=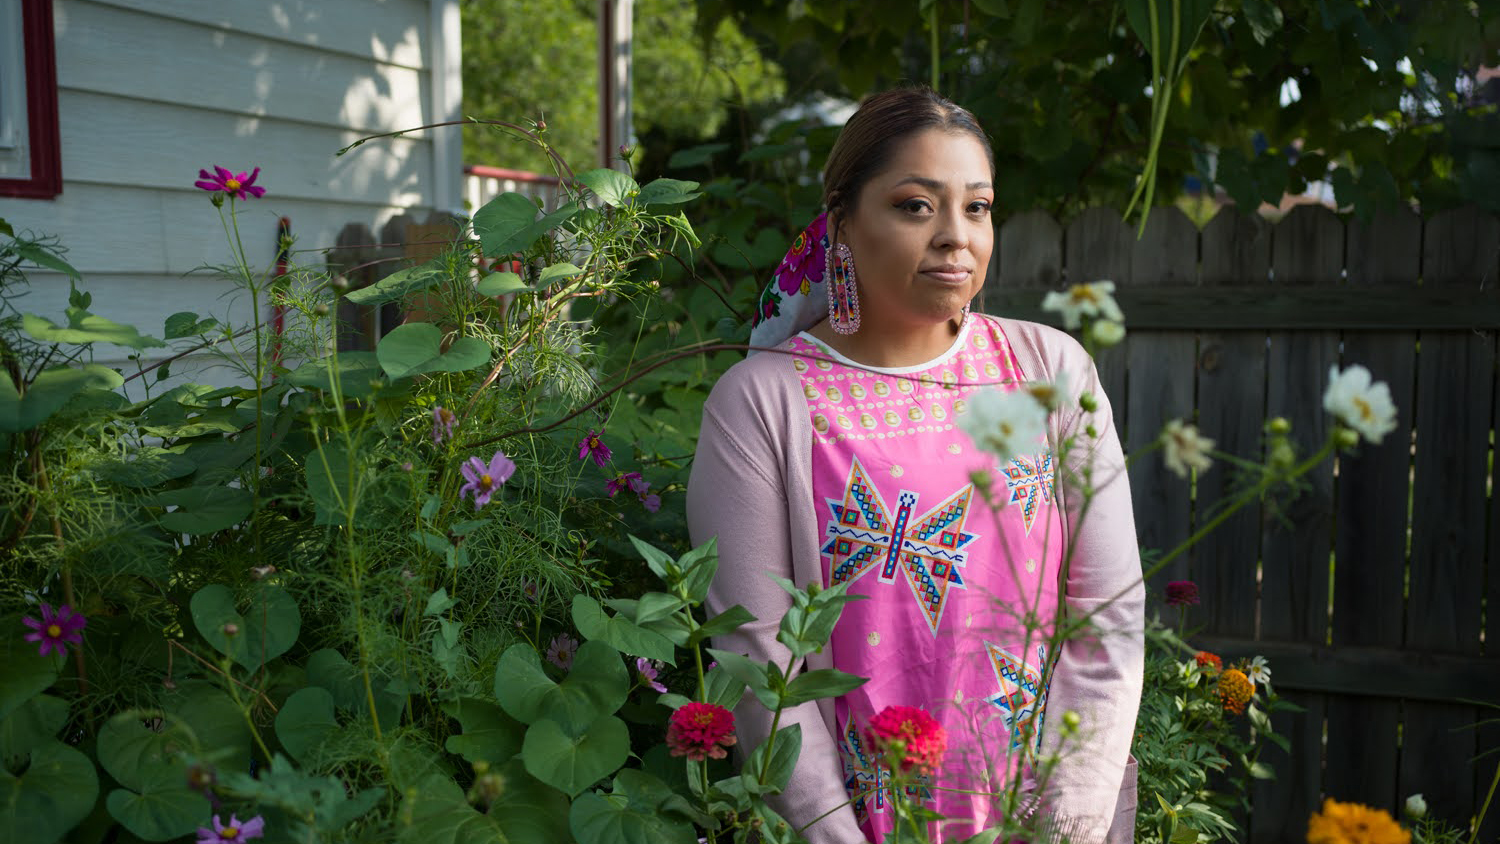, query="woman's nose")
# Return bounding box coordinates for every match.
[932,209,969,251]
